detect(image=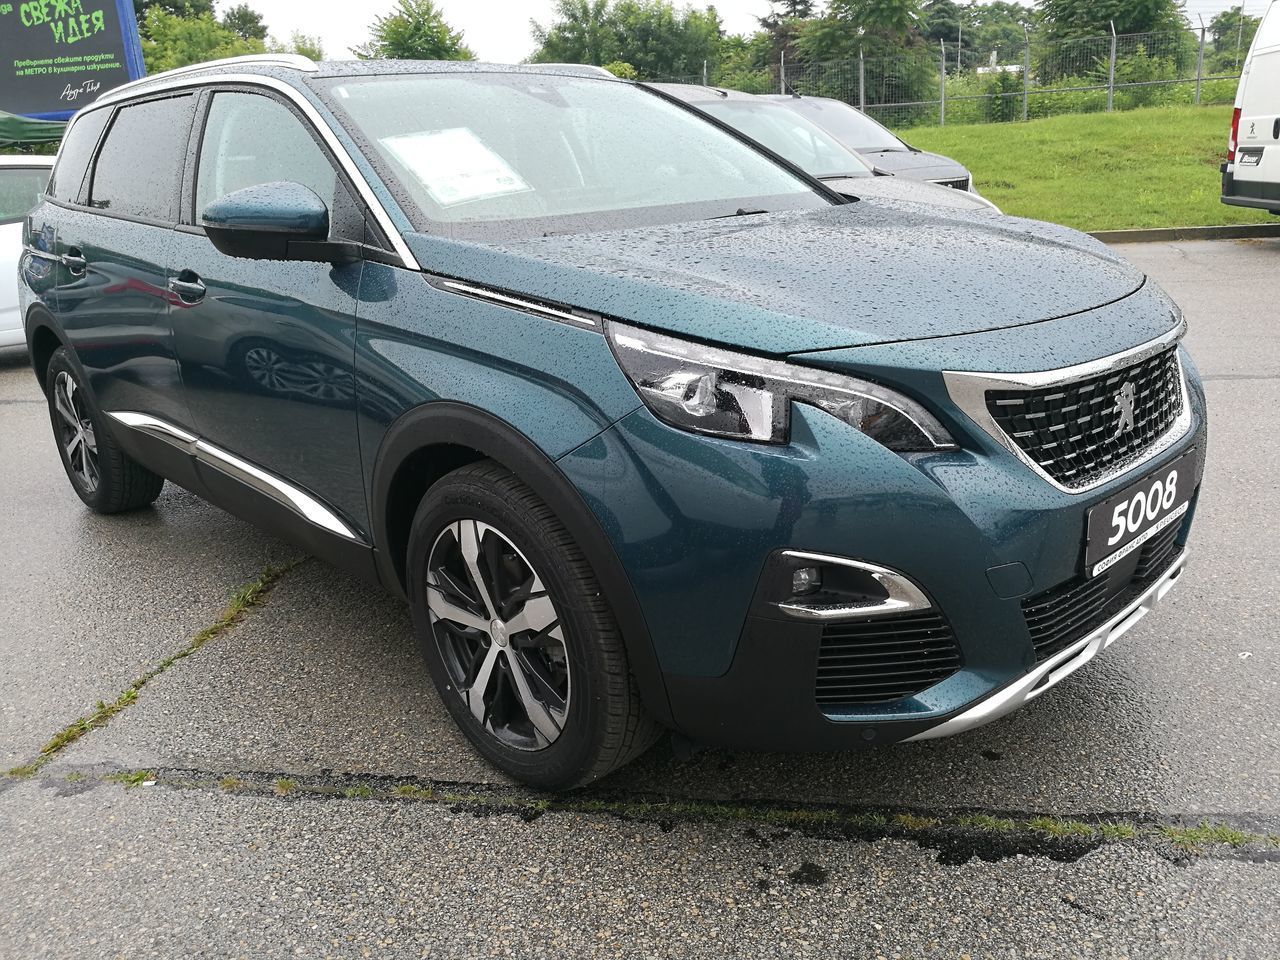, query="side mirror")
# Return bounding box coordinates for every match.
[201,181,360,265]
